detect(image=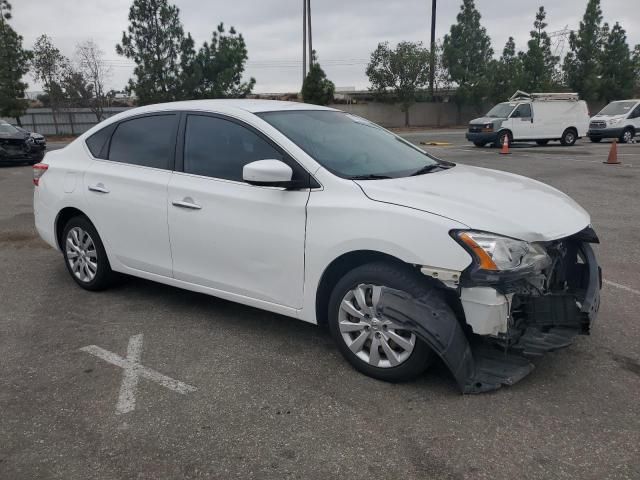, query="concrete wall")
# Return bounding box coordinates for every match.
[332,102,486,128]
[1,107,130,135]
